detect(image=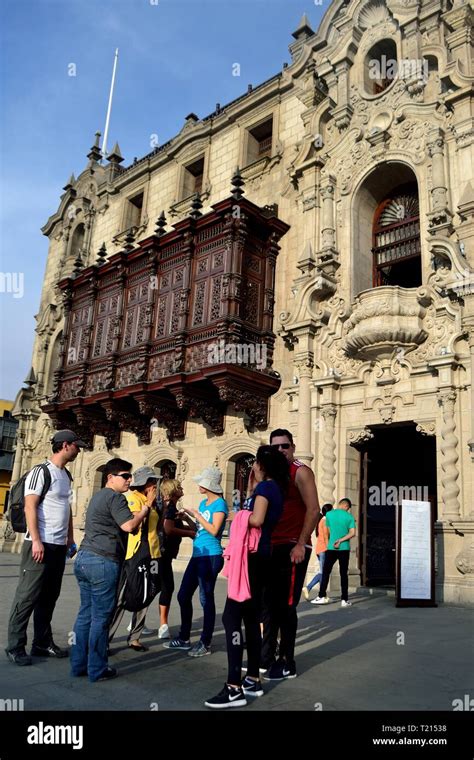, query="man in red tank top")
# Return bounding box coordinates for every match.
[261,429,320,680]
